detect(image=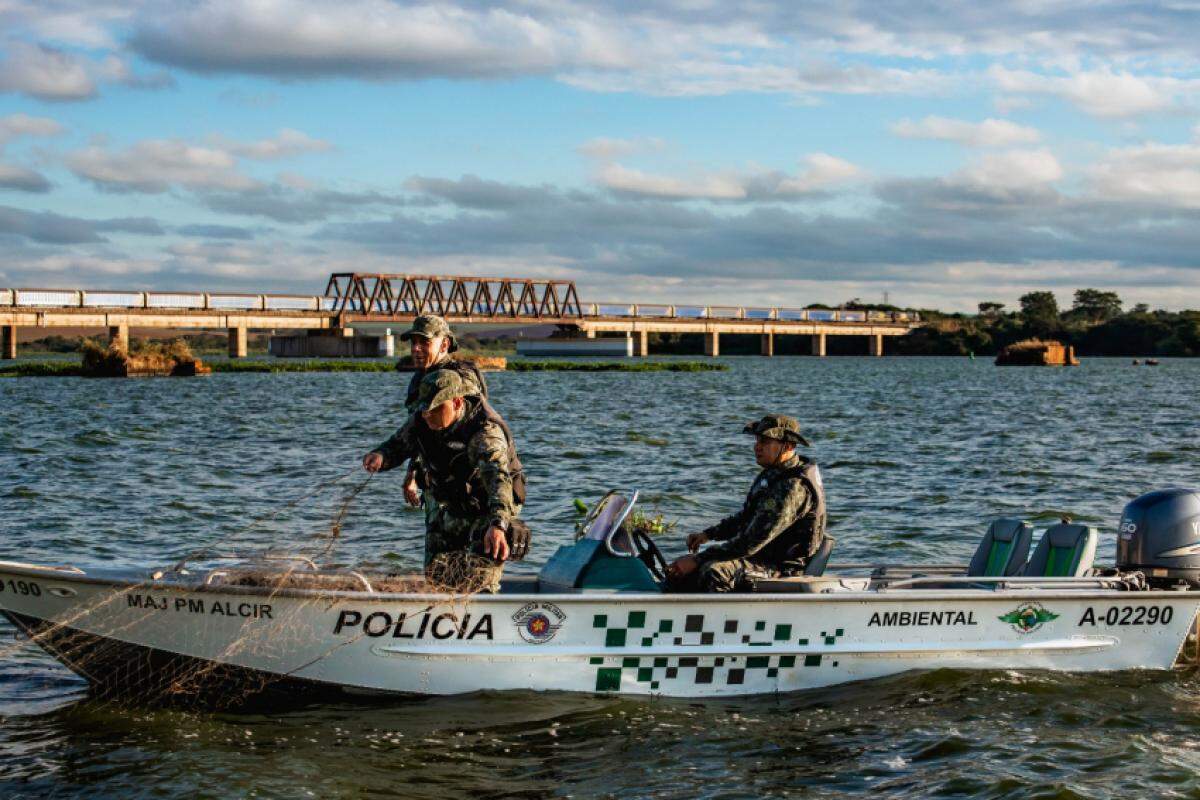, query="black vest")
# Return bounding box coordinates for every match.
[412,398,525,517]
[750,458,827,563]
